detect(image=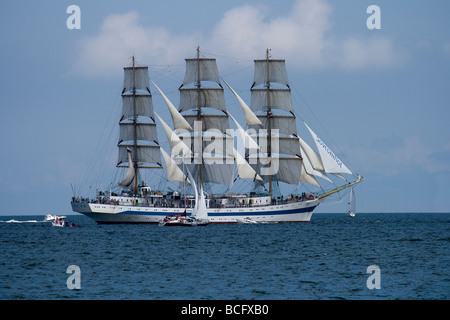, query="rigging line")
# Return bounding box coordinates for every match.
[220,64,254,80]
[201,49,254,64]
[291,84,357,176]
[78,83,123,195]
[359,181,365,213]
[201,50,254,80]
[150,64,185,86]
[93,92,122,187]
[96,101,121,178]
